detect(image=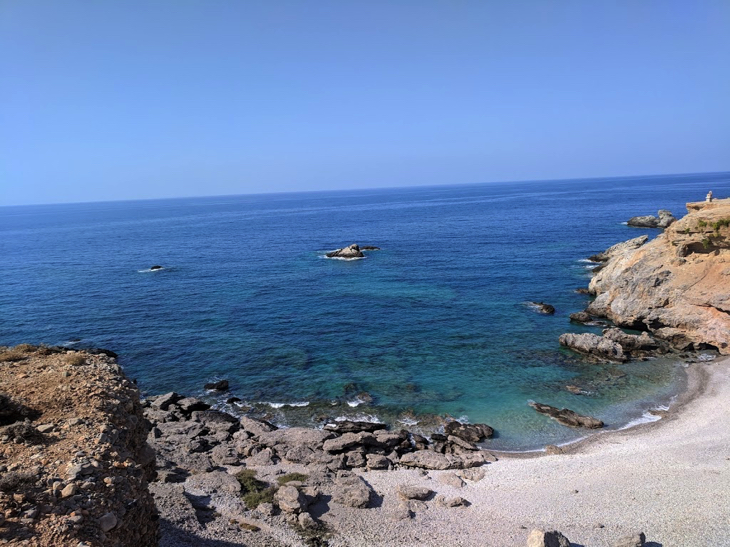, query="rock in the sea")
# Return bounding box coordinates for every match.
[627,210,676,229]
[526,529,571,547]
[326,244,365,259]
[150,265,163,270]
[559,332,627,362]
[444,421,494,442]
[360,245,381,251]
[529,302,556,315]
[323,421,386,434]
[529,402,604,429]
[569,311,593,324]
[203,379,229,391]
[612,532,646,547]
